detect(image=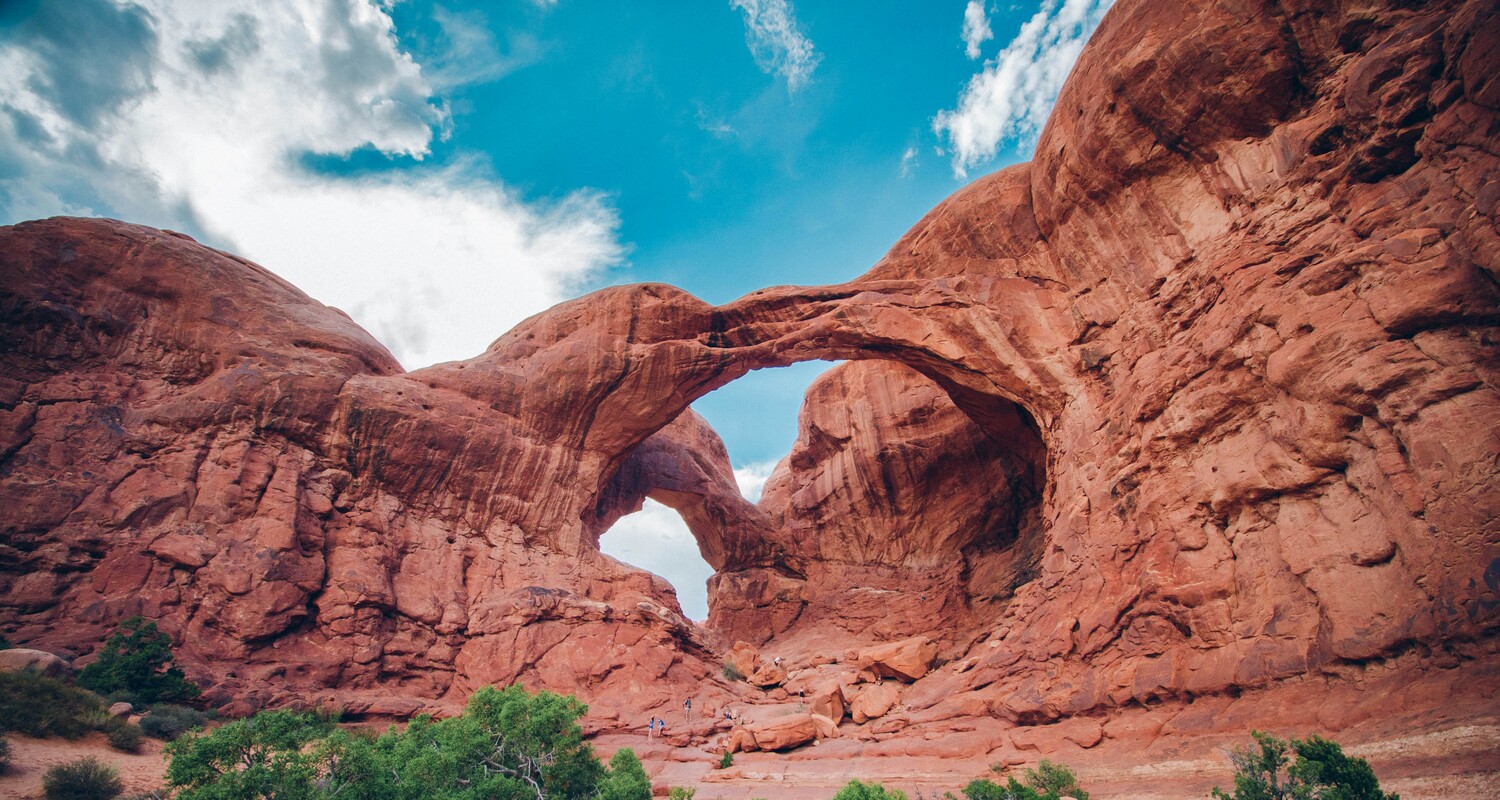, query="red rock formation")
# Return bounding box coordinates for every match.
[1,0,1497,772]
